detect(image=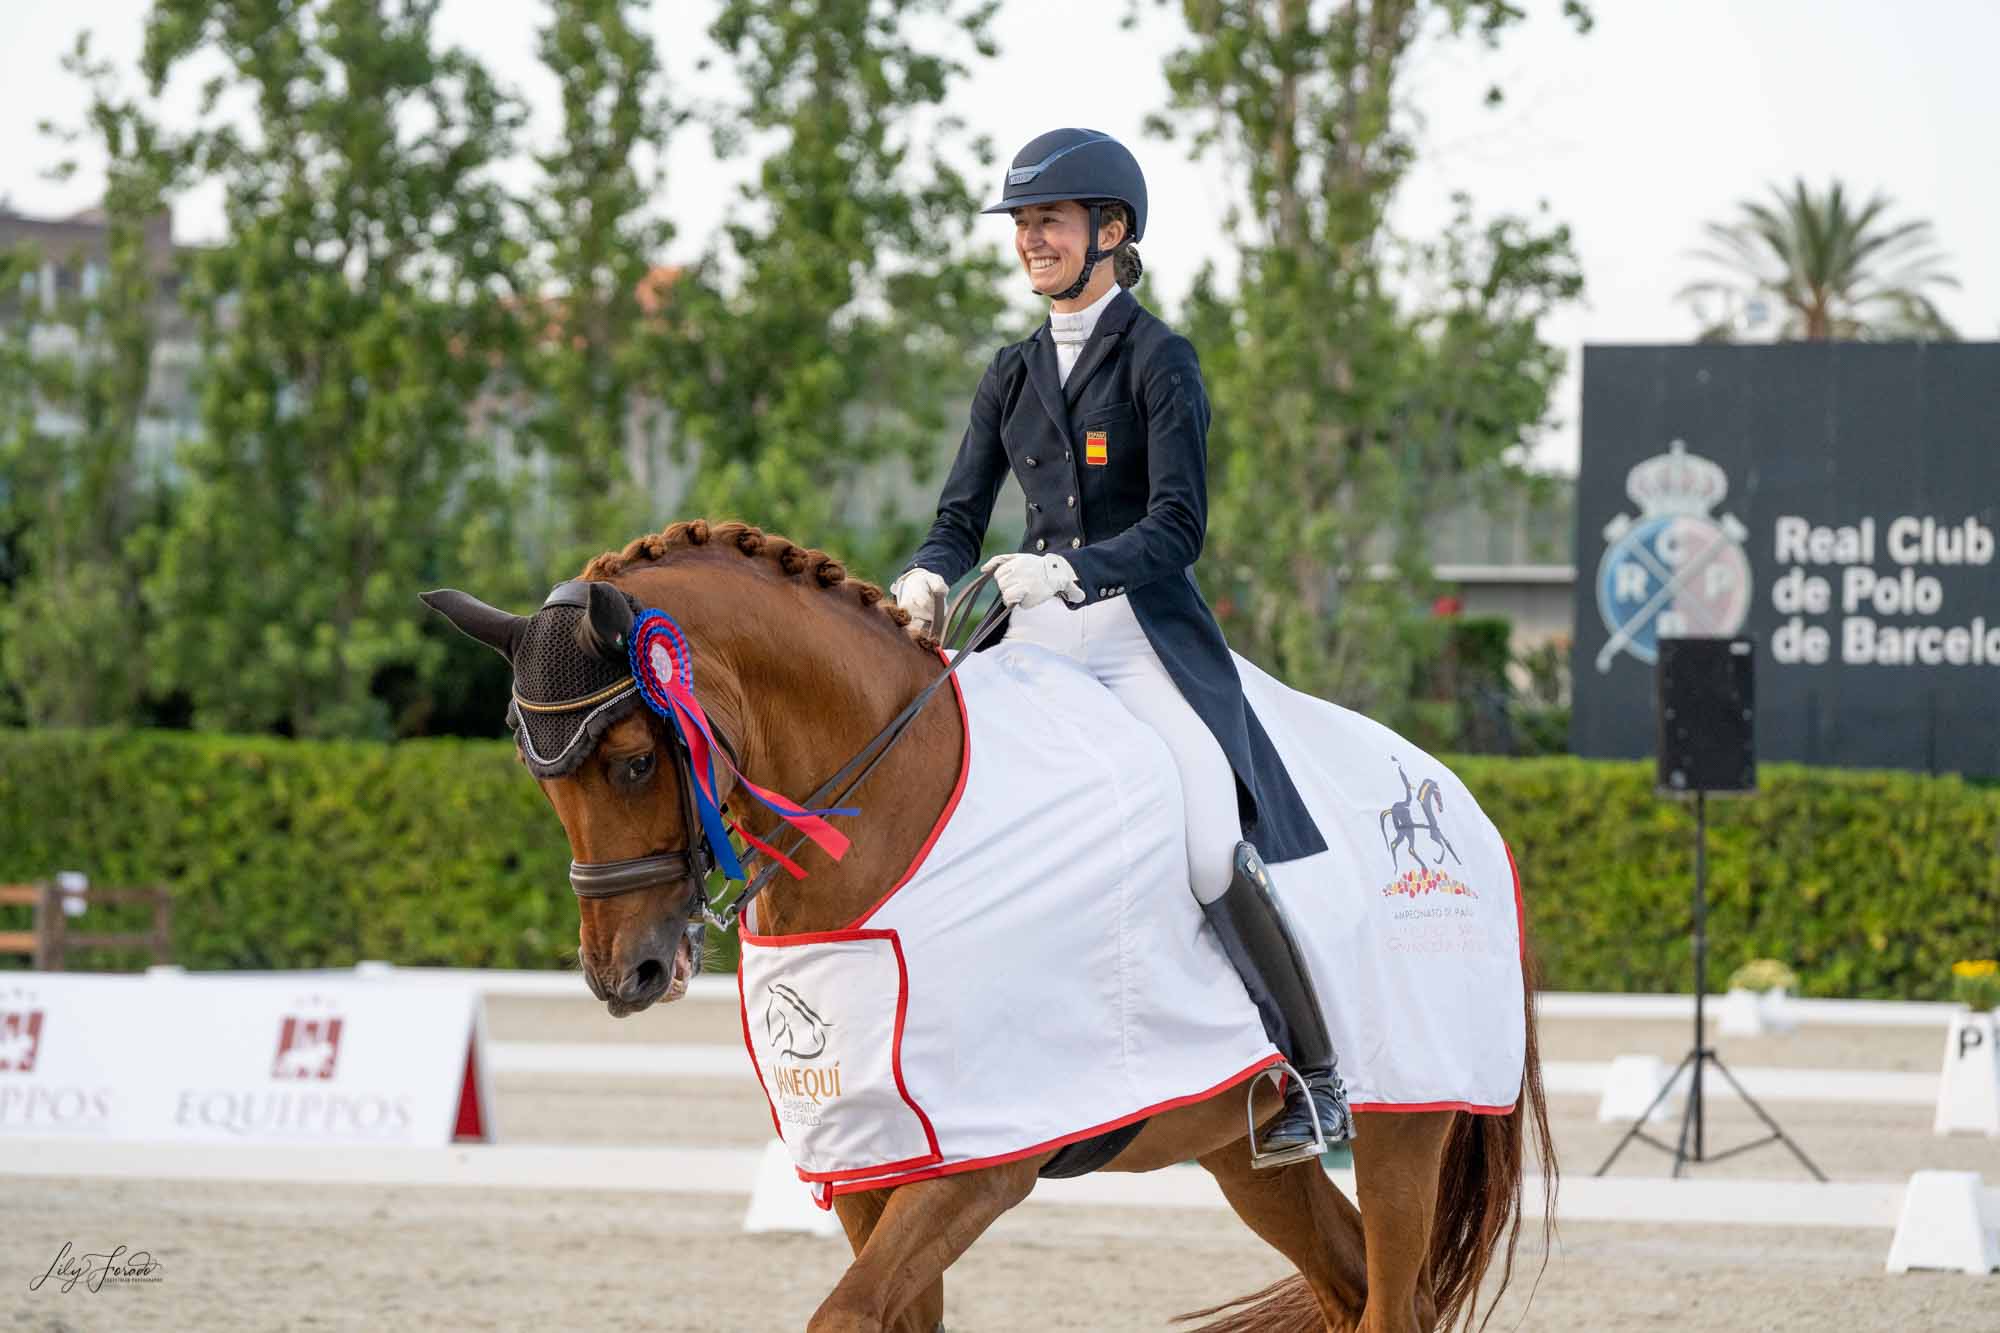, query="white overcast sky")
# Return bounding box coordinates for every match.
[4,0,1996,475]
